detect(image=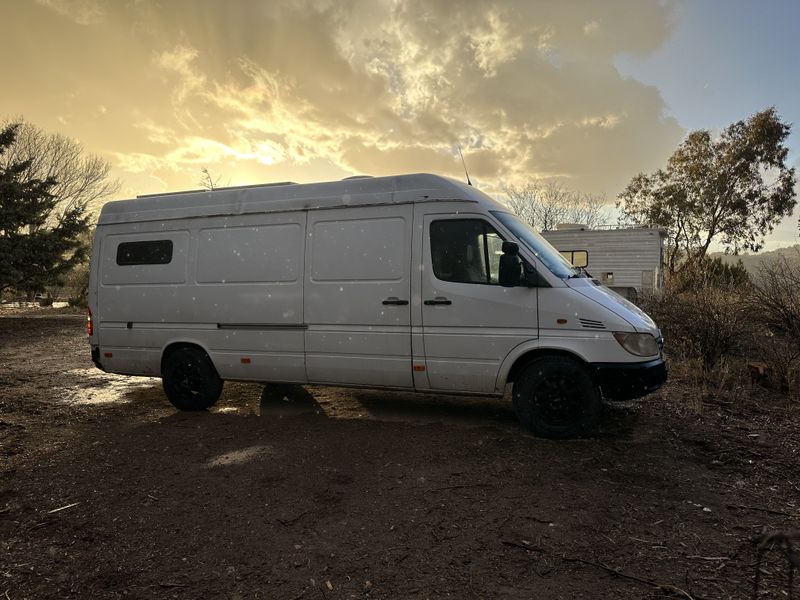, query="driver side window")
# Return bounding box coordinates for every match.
[430,219,504,285]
